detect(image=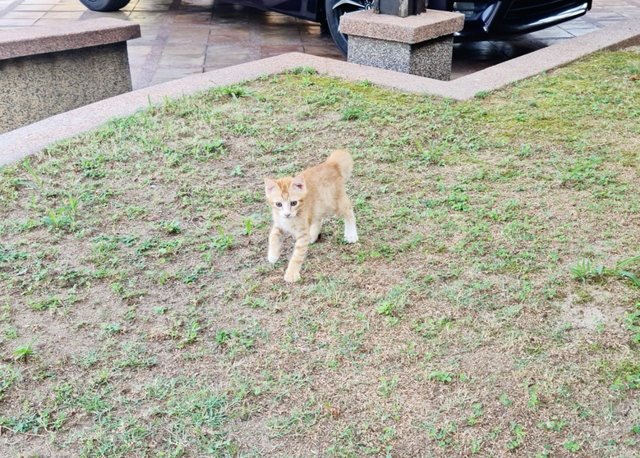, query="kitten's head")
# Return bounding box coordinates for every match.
[264,175,306,219]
